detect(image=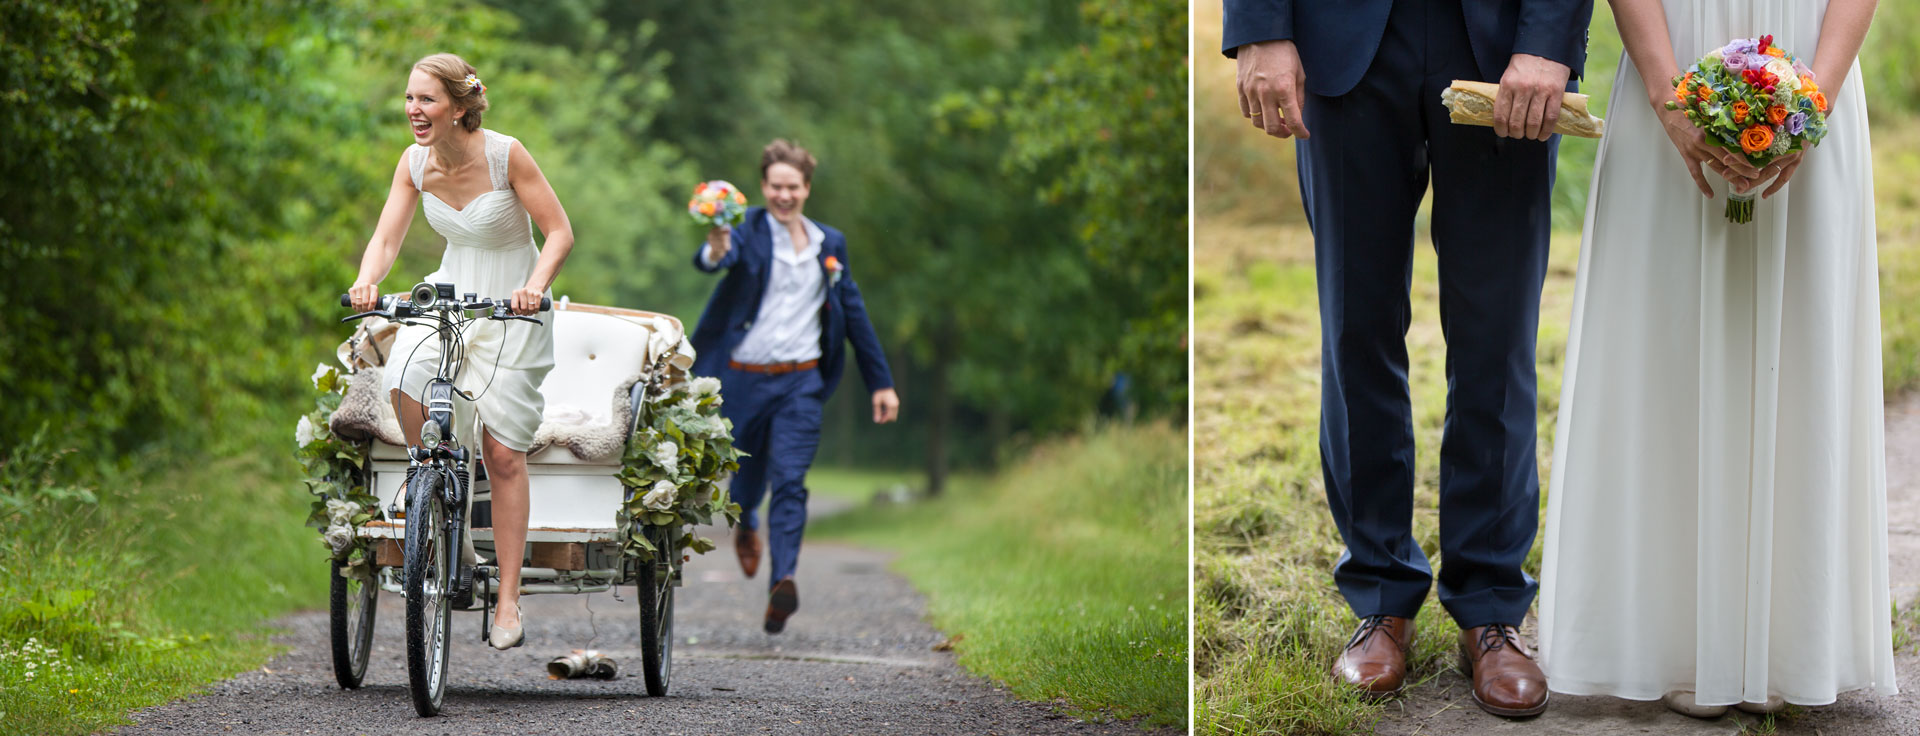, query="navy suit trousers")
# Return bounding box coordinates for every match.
[1299,0,1556,628]
[722,366,825,589]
